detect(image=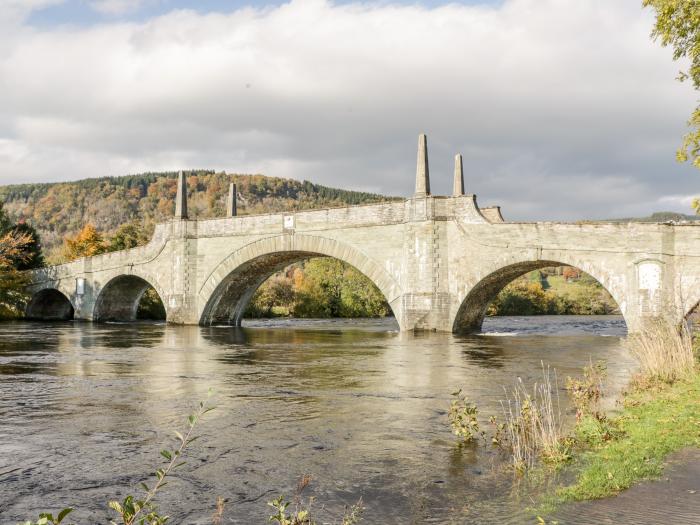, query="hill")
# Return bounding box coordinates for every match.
[602,211,700,223]
[0,171,395,263]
